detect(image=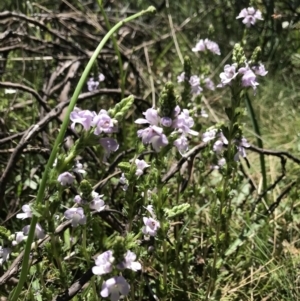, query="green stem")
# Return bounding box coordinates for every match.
[10,6,156,301]
[244,92,267,193]
[206,88,239,299]
[97,0,125,99]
